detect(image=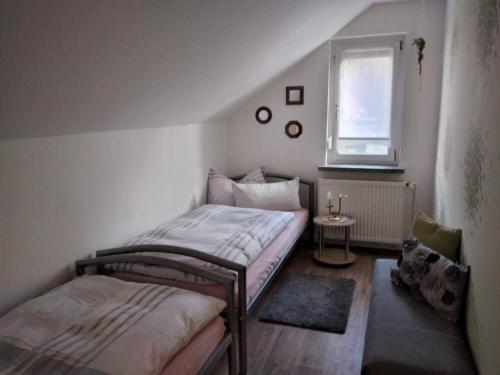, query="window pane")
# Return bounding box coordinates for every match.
[337,139,389,155]
[337,48,393,155]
